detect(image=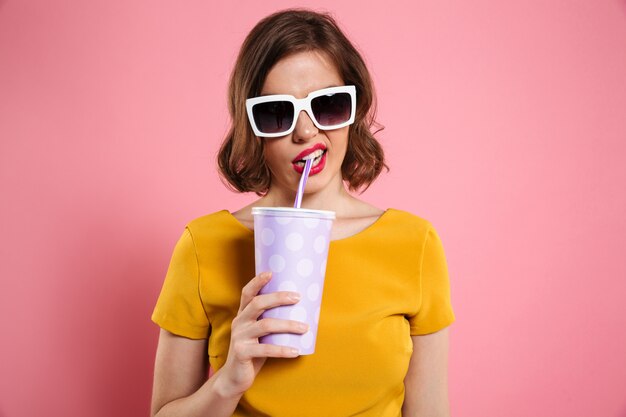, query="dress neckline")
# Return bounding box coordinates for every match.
[224,208,393,244]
